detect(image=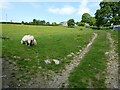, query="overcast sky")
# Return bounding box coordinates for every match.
[0,0,102,23]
